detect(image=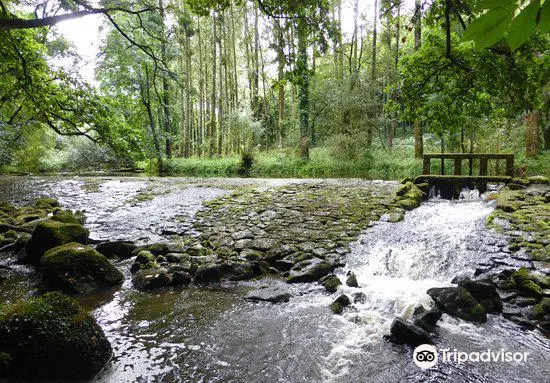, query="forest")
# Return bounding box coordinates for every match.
[1,0,550,179]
